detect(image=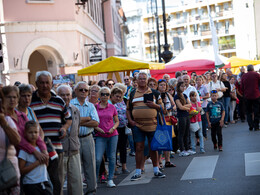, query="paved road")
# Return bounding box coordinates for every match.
[94,121,260,195]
